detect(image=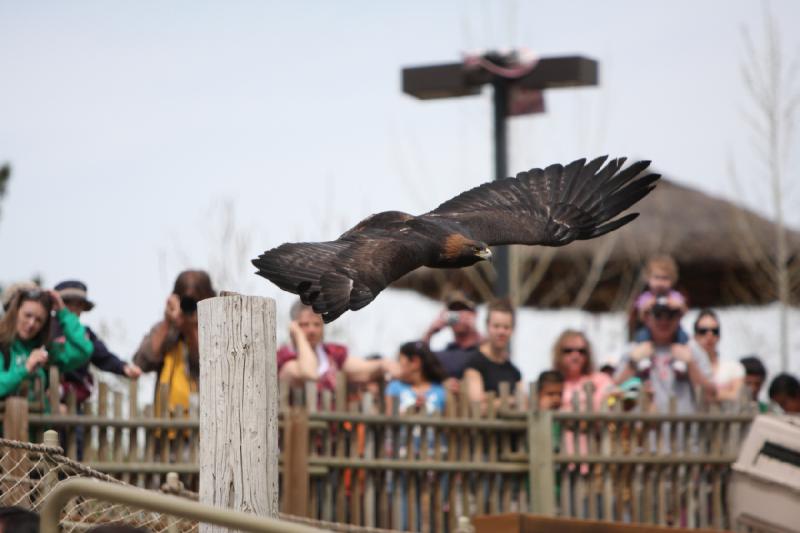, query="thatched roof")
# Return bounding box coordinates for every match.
[391,178,800,311]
